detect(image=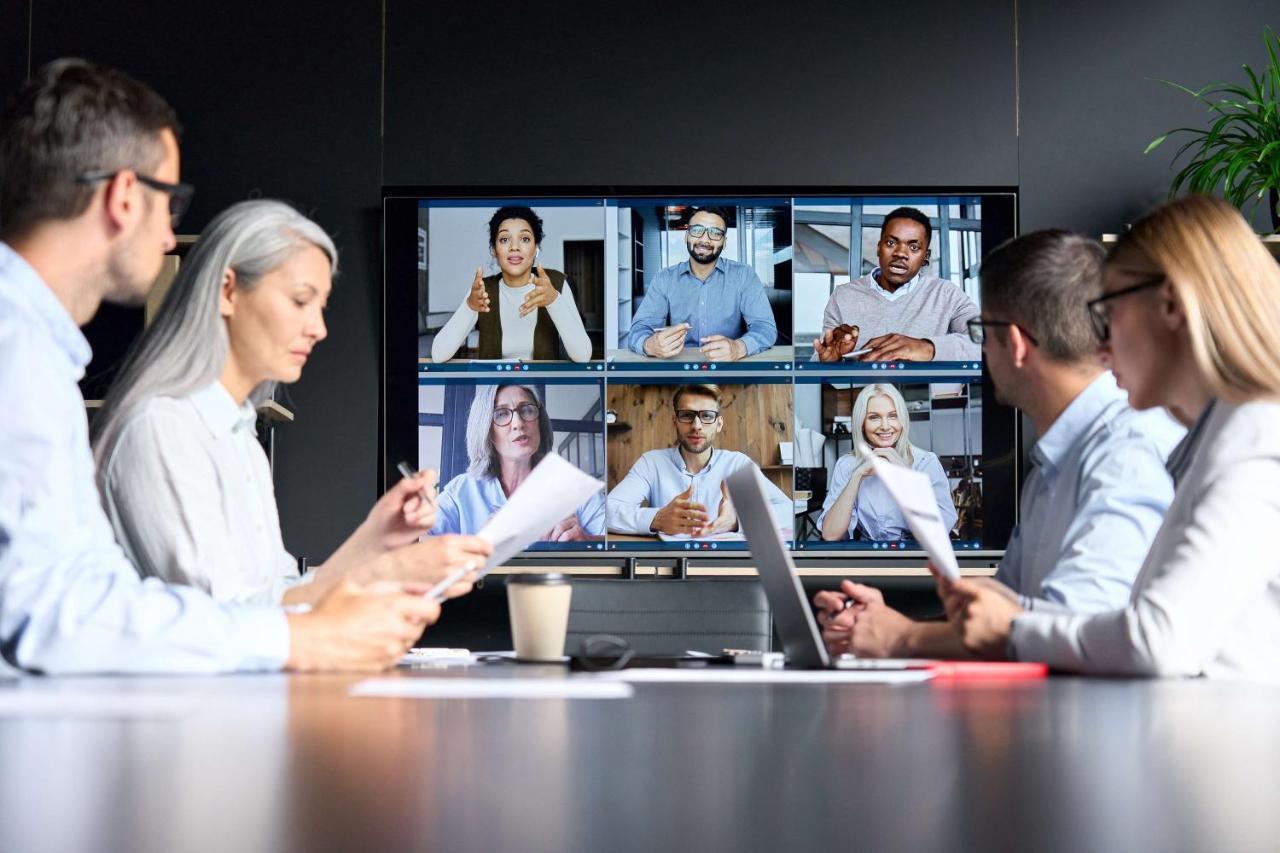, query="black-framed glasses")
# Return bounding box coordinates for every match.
[1085,274,1166,342]
[77,169,195,228]
[492,402,540,426]
[967,318,1039,346]
[676,409,720,425]
[576,635,635,672]
[687,224,726,241]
